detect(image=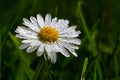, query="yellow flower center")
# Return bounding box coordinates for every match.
[39,26,58,43]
